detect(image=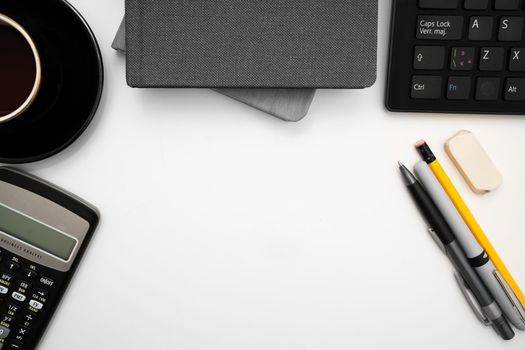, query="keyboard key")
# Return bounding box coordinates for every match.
[411,76,442,99]
[476,77,501,100]
[419,0,458,8]
[499,17,523,41]
[414,46,445,69]
[450,47,475,70]
[417,16,463,40]
[469,17,494,40]
[495,0,521,9]
[464,0,489,9]
[479,47,505,71]
[505,78,525,100]
[447,77,471,100]
[509,48,525,71]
